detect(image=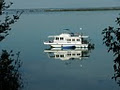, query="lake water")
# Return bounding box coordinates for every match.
[1,10,120,90]
[10,0,120,9]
